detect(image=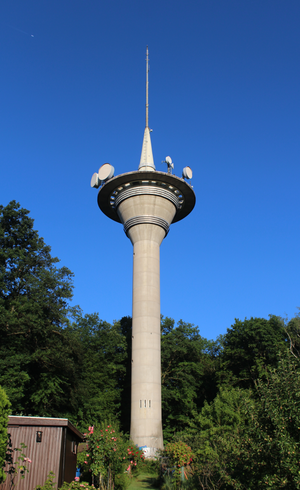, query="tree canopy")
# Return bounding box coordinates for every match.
[220,316,288,388]
[0,201,79,416]
[1,200,300,489]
